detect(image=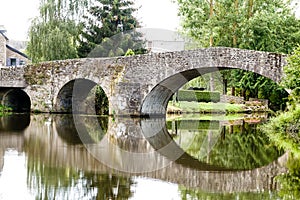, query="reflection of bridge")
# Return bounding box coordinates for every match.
[0,47,286,115]
[0,114,288,193]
